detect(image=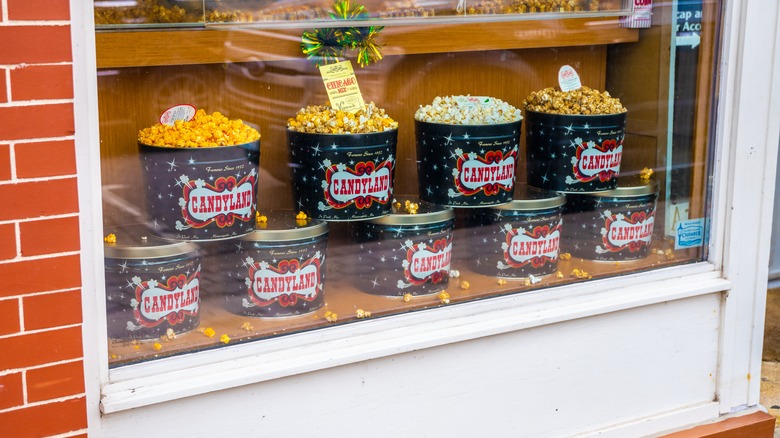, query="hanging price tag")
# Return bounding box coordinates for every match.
[558,65,582,92]
[319,60,365,113]
[159,104,196,126]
